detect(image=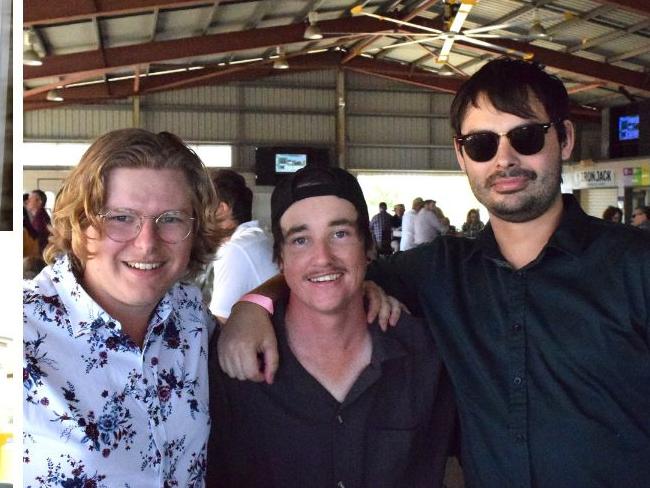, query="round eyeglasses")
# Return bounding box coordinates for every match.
[98,208,195,244]
[454,121,556,162]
